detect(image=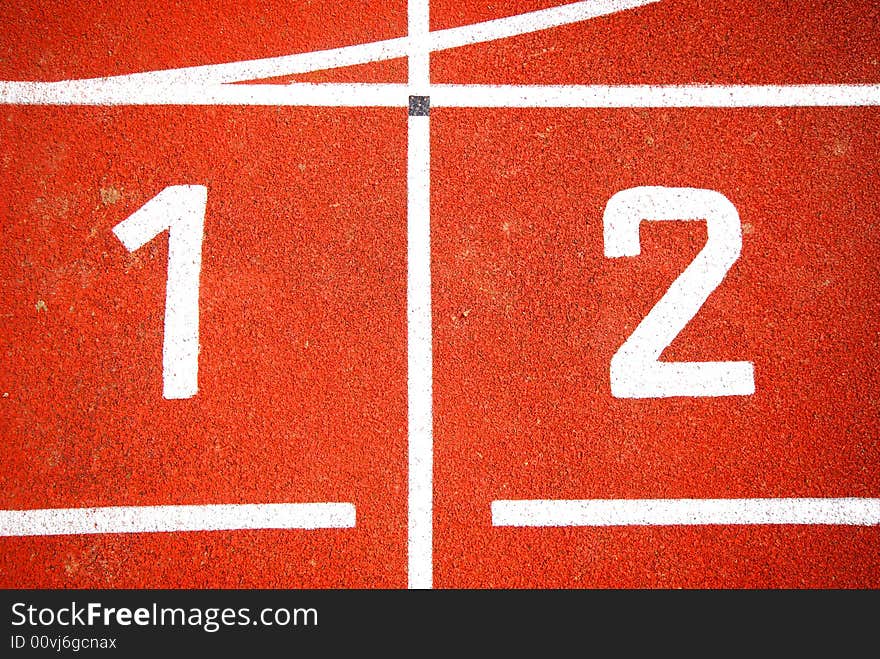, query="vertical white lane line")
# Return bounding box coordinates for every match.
[407,106,433,589]
[409,0,431,93]
[407,0,433,591]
